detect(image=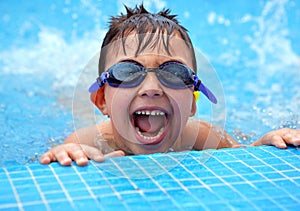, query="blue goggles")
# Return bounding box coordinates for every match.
[89,61,217,104]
